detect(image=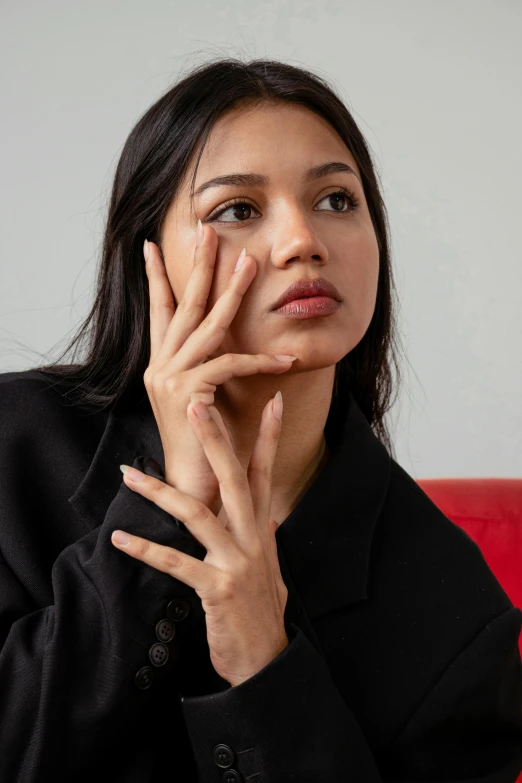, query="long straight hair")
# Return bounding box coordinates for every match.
[32,57,407,459]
